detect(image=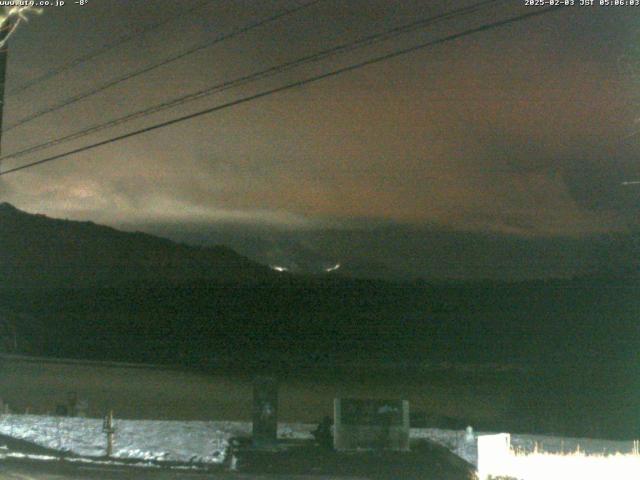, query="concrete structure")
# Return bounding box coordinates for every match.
[333,398,410,451]
[252,376,278,449]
